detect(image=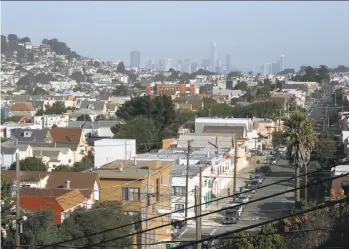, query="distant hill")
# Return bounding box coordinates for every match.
[1,34,80,59]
